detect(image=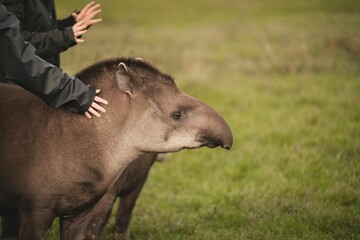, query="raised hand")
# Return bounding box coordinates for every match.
[72,1,102,28]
